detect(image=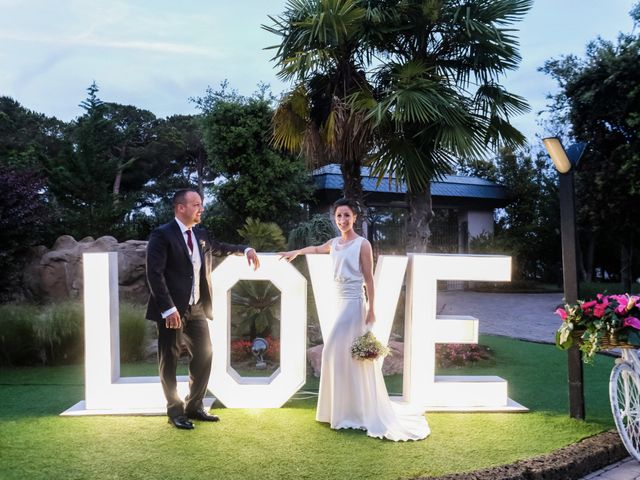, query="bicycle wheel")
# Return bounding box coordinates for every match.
[610,362,640,461]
